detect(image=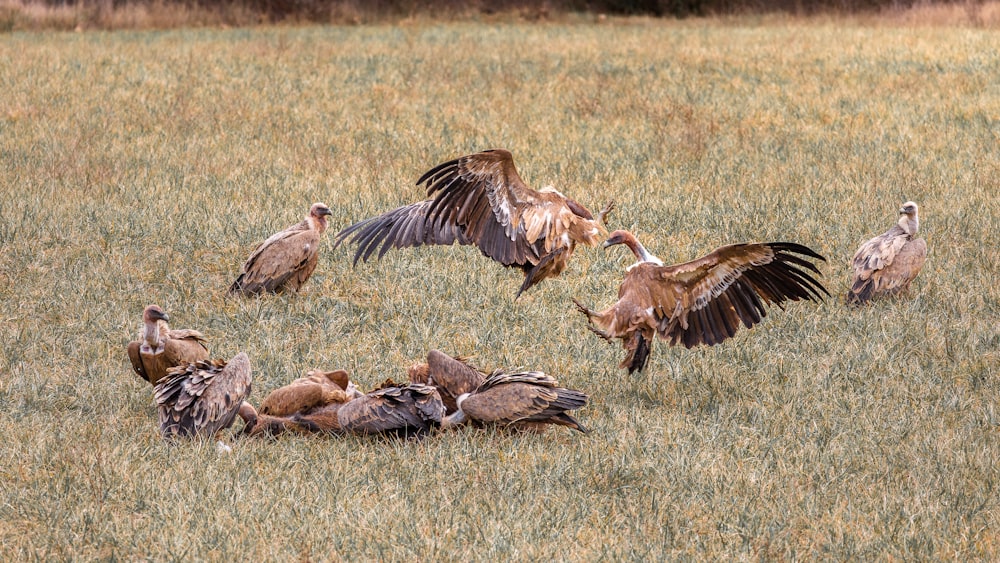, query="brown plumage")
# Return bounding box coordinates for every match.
[407,349,486,414]
[259,369,355,417]
[336,381,445,437]
[154,352,254,440]
[334,149,614,298]
[574,230,829,374]
[847,201,927,305]
[441,371,589,433]
[126,305,209,385]
[229,202,333,295]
